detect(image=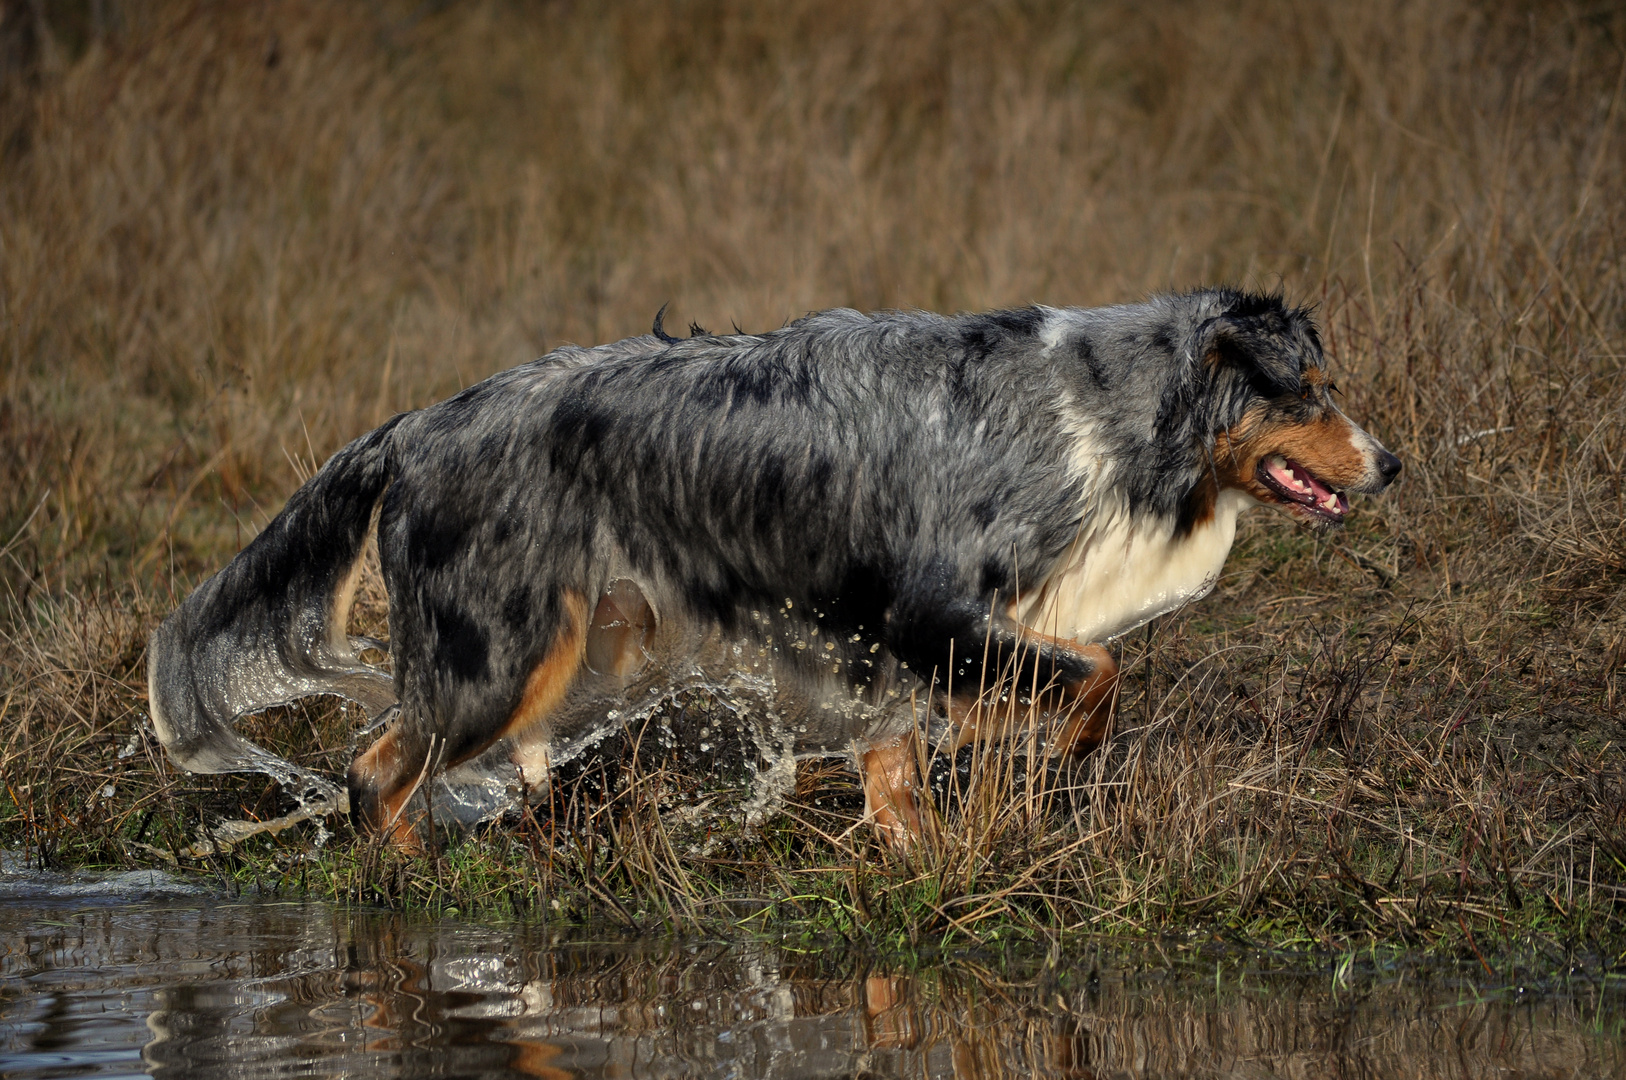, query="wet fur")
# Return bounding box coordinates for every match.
[147,287,1400,845]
